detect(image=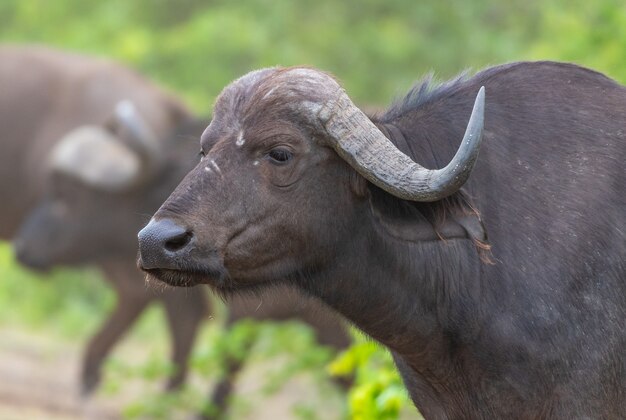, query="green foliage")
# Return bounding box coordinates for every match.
[526,0,626,83]
[103,319,341,419]
[329,332,419,420]
[0,0,545,111]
